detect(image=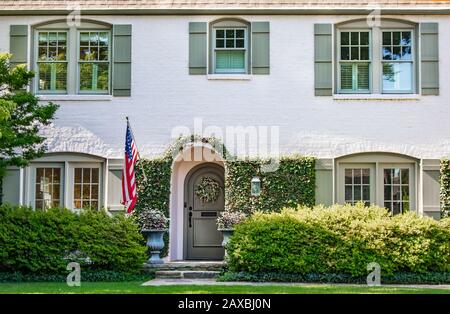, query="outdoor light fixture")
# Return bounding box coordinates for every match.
[251,176,261,196]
